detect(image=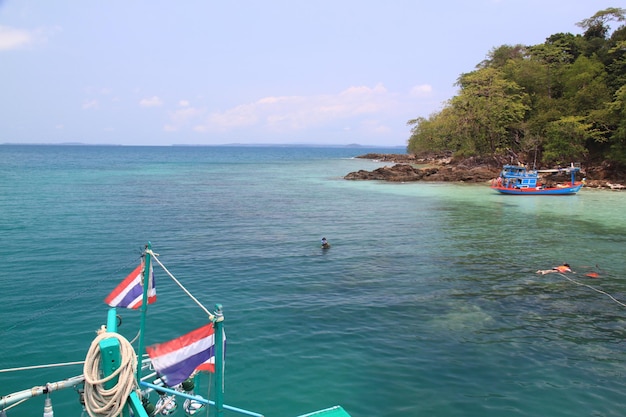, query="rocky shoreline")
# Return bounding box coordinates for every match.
[345,153,626,190]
